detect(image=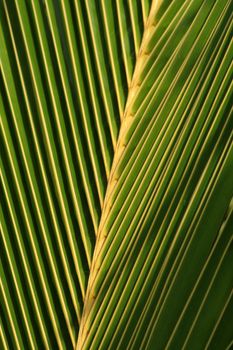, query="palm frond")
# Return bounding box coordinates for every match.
[1,0,149,347]
[77,0,233,348]
[1,0,232,349]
